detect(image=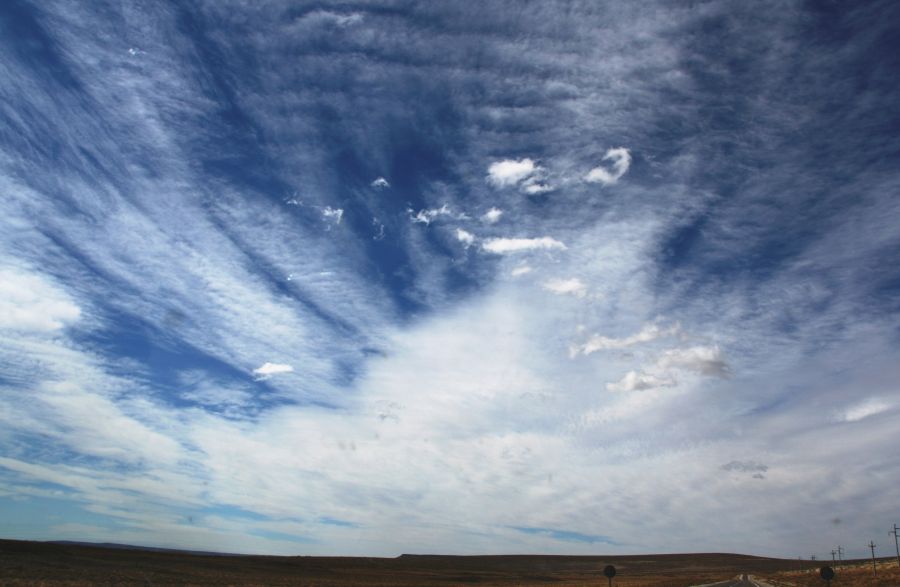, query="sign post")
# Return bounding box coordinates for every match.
[603,564,616,587]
